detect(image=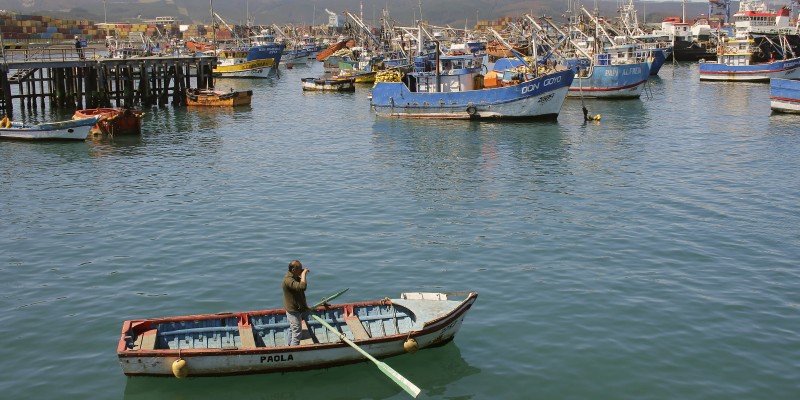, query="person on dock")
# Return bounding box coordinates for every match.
[282,259,310,346]
[74,36,84,60]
